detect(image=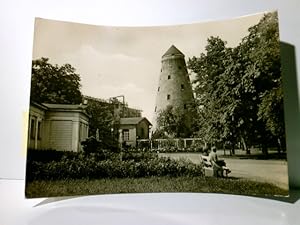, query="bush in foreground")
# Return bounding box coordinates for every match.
[26,152,204,181]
